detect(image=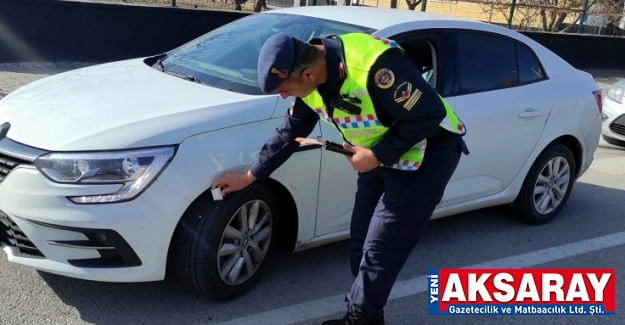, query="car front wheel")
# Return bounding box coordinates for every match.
[513,143,576,225]
[172,182,279,300]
